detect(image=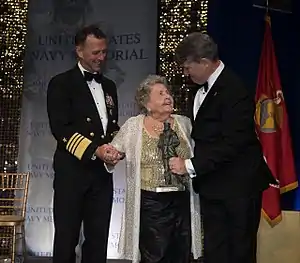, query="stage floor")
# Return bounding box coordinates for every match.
[28,258,129,263]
